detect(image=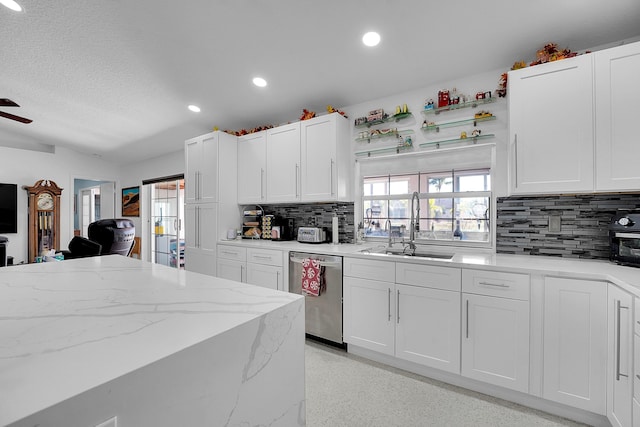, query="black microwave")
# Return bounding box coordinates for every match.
[609,213,640,267]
